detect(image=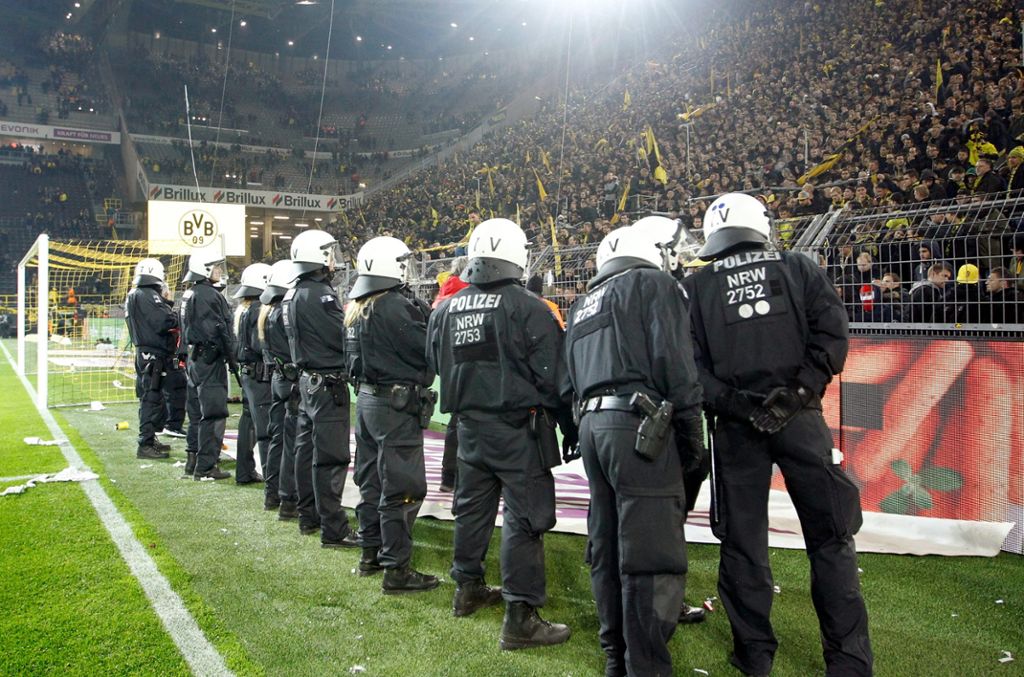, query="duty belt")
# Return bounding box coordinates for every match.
[359,383,414,397]
[581,394,638,416]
